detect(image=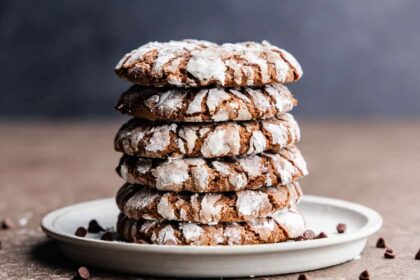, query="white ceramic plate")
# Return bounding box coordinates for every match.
[41,195,382,278]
